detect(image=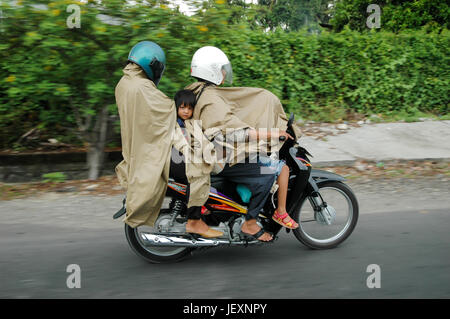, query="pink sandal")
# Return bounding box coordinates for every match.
[272,210,299,229]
